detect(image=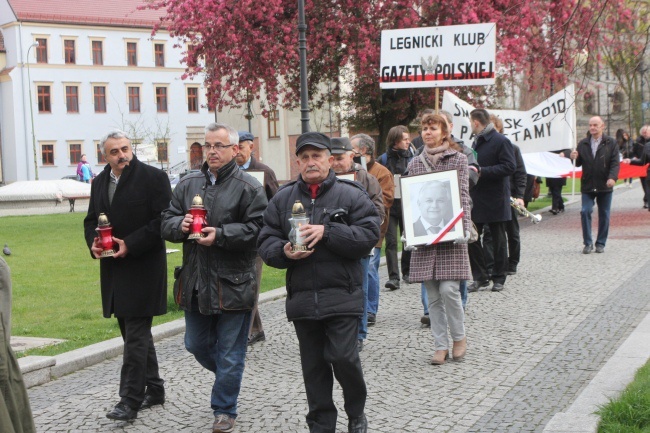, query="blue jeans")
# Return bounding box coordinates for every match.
[358,256,370,341]
[422,280,468,313]
[580,191,613,247]
[184,307,250,418]
[367,247,381,315]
